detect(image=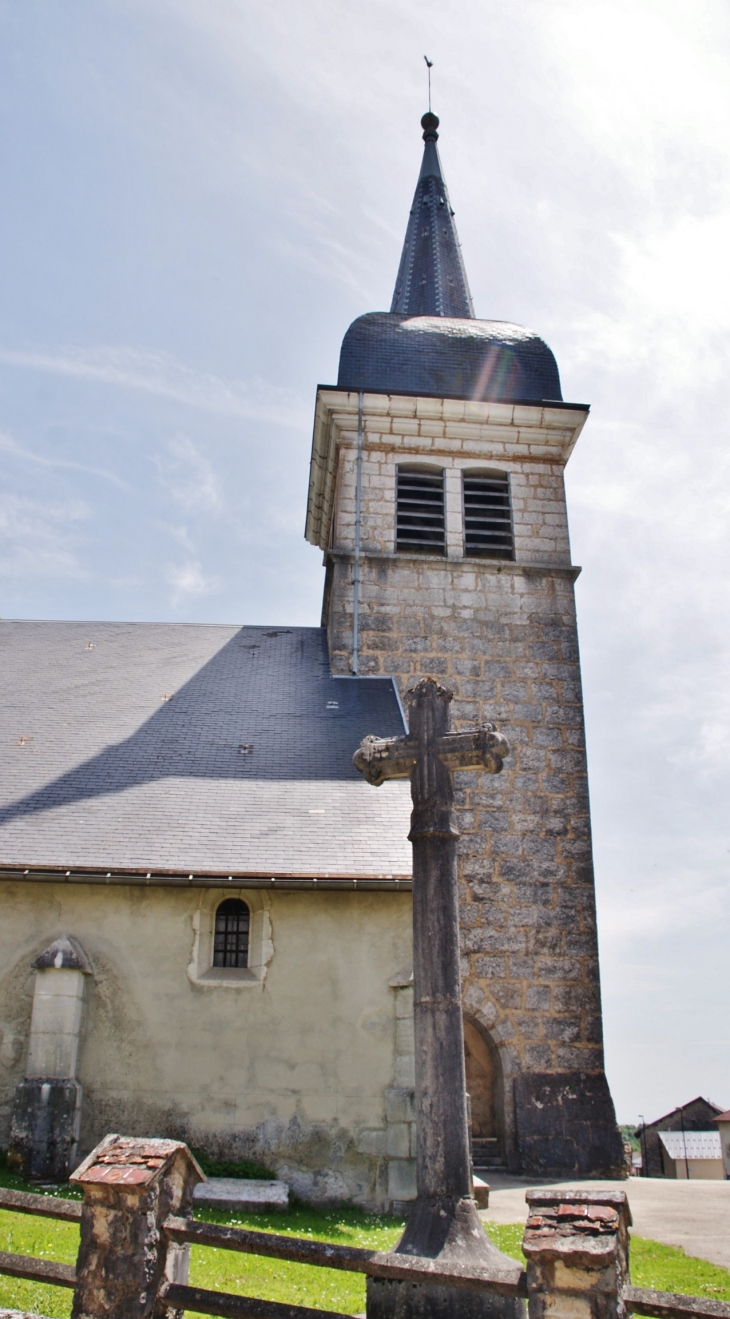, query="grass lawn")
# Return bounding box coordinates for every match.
[1,1163,729,1317]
